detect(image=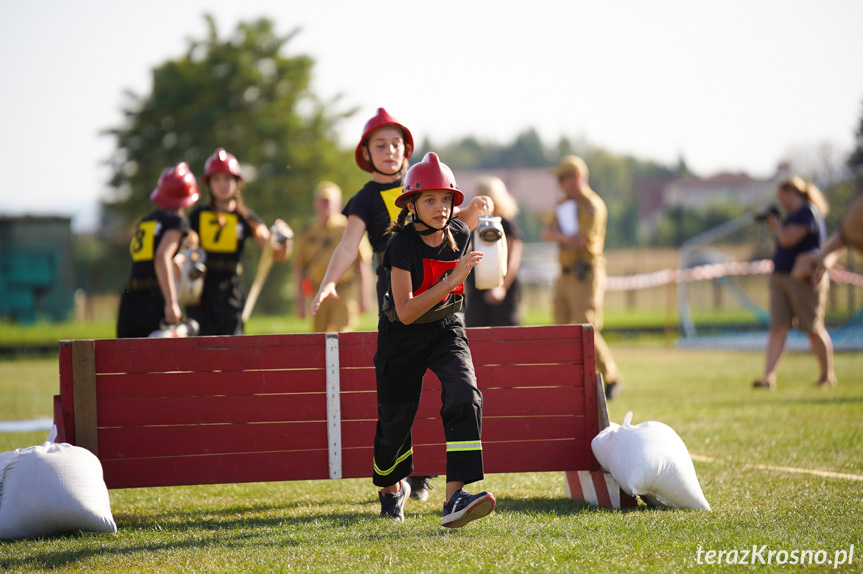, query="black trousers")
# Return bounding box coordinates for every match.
[186,271,244,336]
[372,313,484,488]
[116,287,164,338]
